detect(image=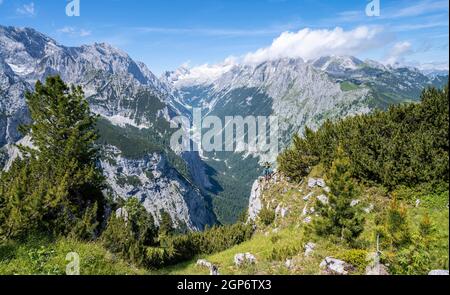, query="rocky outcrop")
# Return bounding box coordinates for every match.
[248,179,263,222]
[101,146,215,231]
